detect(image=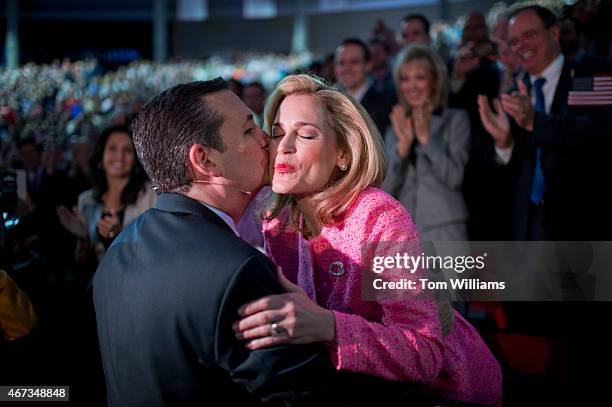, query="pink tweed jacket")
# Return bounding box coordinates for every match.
[263,187,501,406]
